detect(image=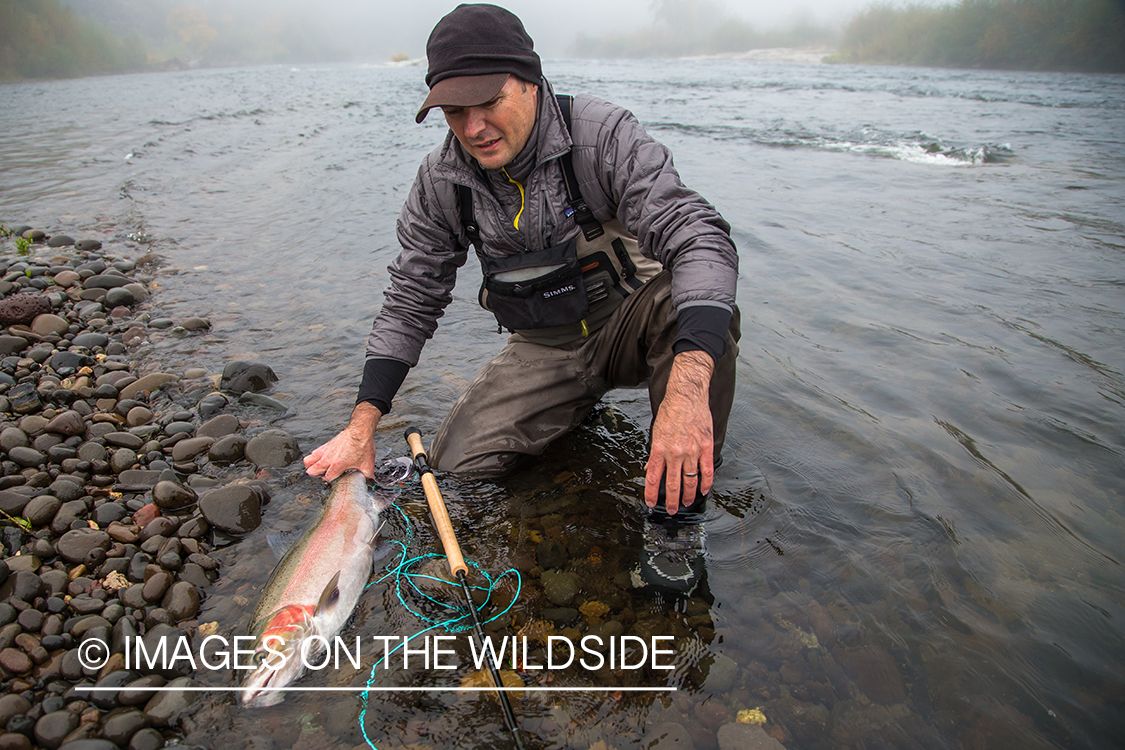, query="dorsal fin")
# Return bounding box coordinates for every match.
[315,571,342,616]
